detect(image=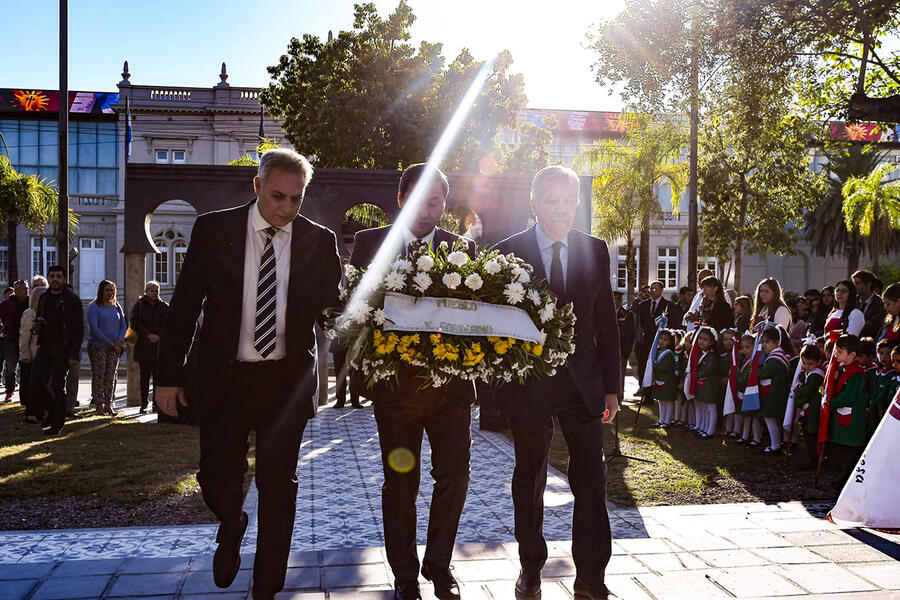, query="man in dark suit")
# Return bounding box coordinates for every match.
[636,280,678,387]
[852,269,886,339]
[349,163,474,600]
[615,291,635,400]
[156,149,341,600]
[495,165,619,600]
